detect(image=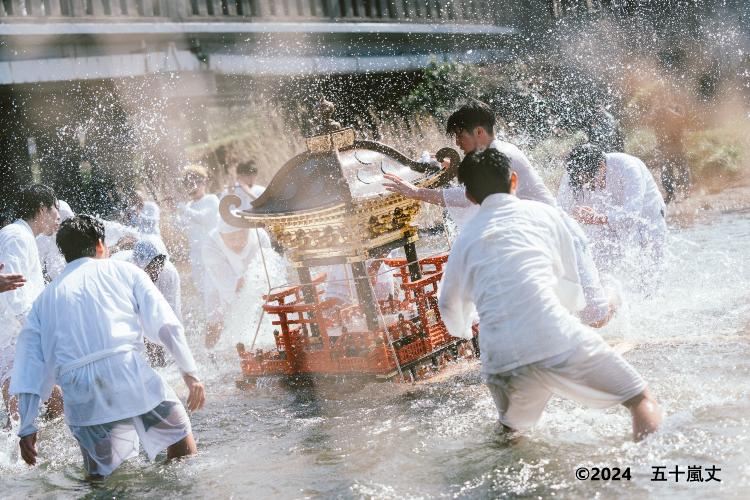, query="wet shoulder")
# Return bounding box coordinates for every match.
[491,139,520,154]
[0,222,32,249]
[607,152,644,173]
[515,199,562,227]
[100,258,143,283]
